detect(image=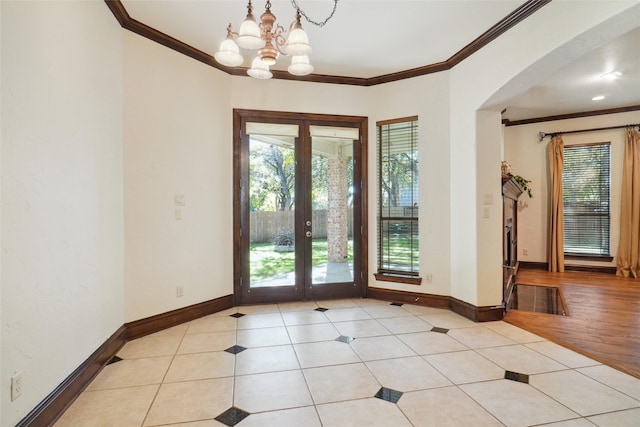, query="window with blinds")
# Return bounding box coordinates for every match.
[562,142,611,256]
[377,117,419,278]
